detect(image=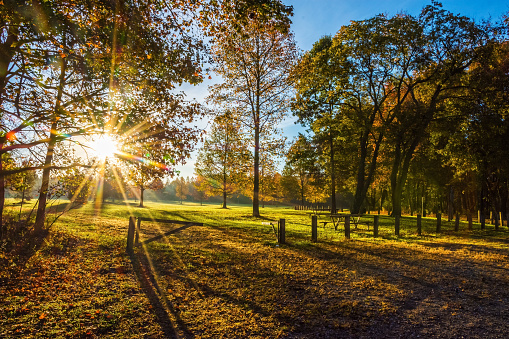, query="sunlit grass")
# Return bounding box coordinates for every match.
[2,199,509,337]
